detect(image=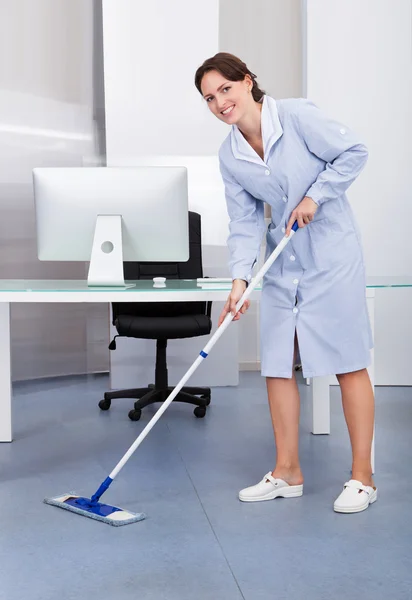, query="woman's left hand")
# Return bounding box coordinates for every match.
[286,196,318,236]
